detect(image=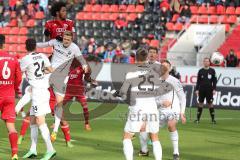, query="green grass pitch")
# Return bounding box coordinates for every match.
[0,102,239,160]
